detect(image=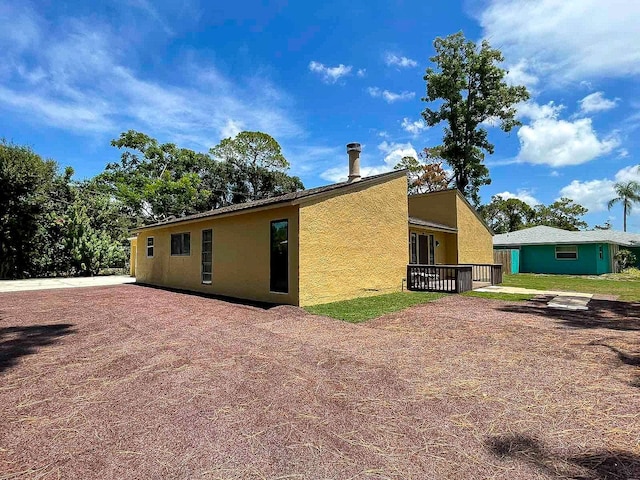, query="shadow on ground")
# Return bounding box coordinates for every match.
[487,433,640,479]
[589,339,640,388]
[130,282,277,310]
[0,323,75,372]
[498,298,640,331]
